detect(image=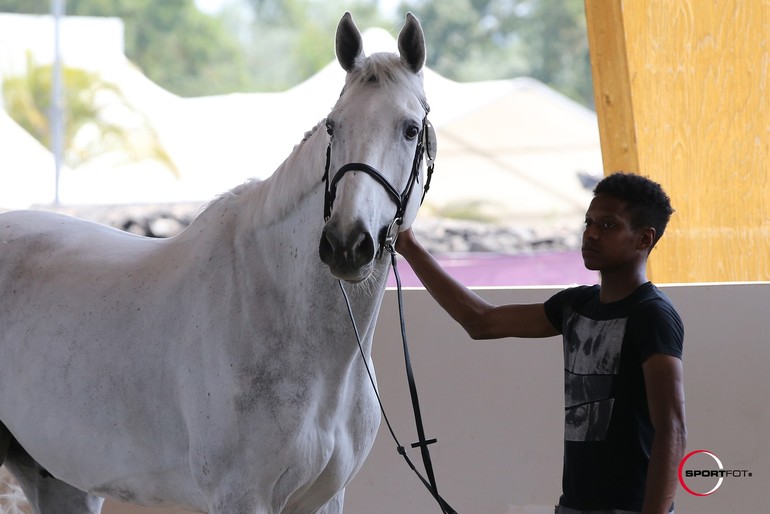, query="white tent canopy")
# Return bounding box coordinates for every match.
[0,13,601,223]
[431,77,600,223]
[0,108,57,208]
